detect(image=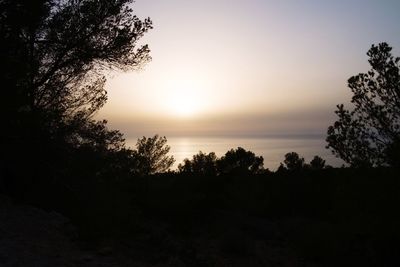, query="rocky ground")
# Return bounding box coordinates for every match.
[0,194,304,267]
[0,195,140,267]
